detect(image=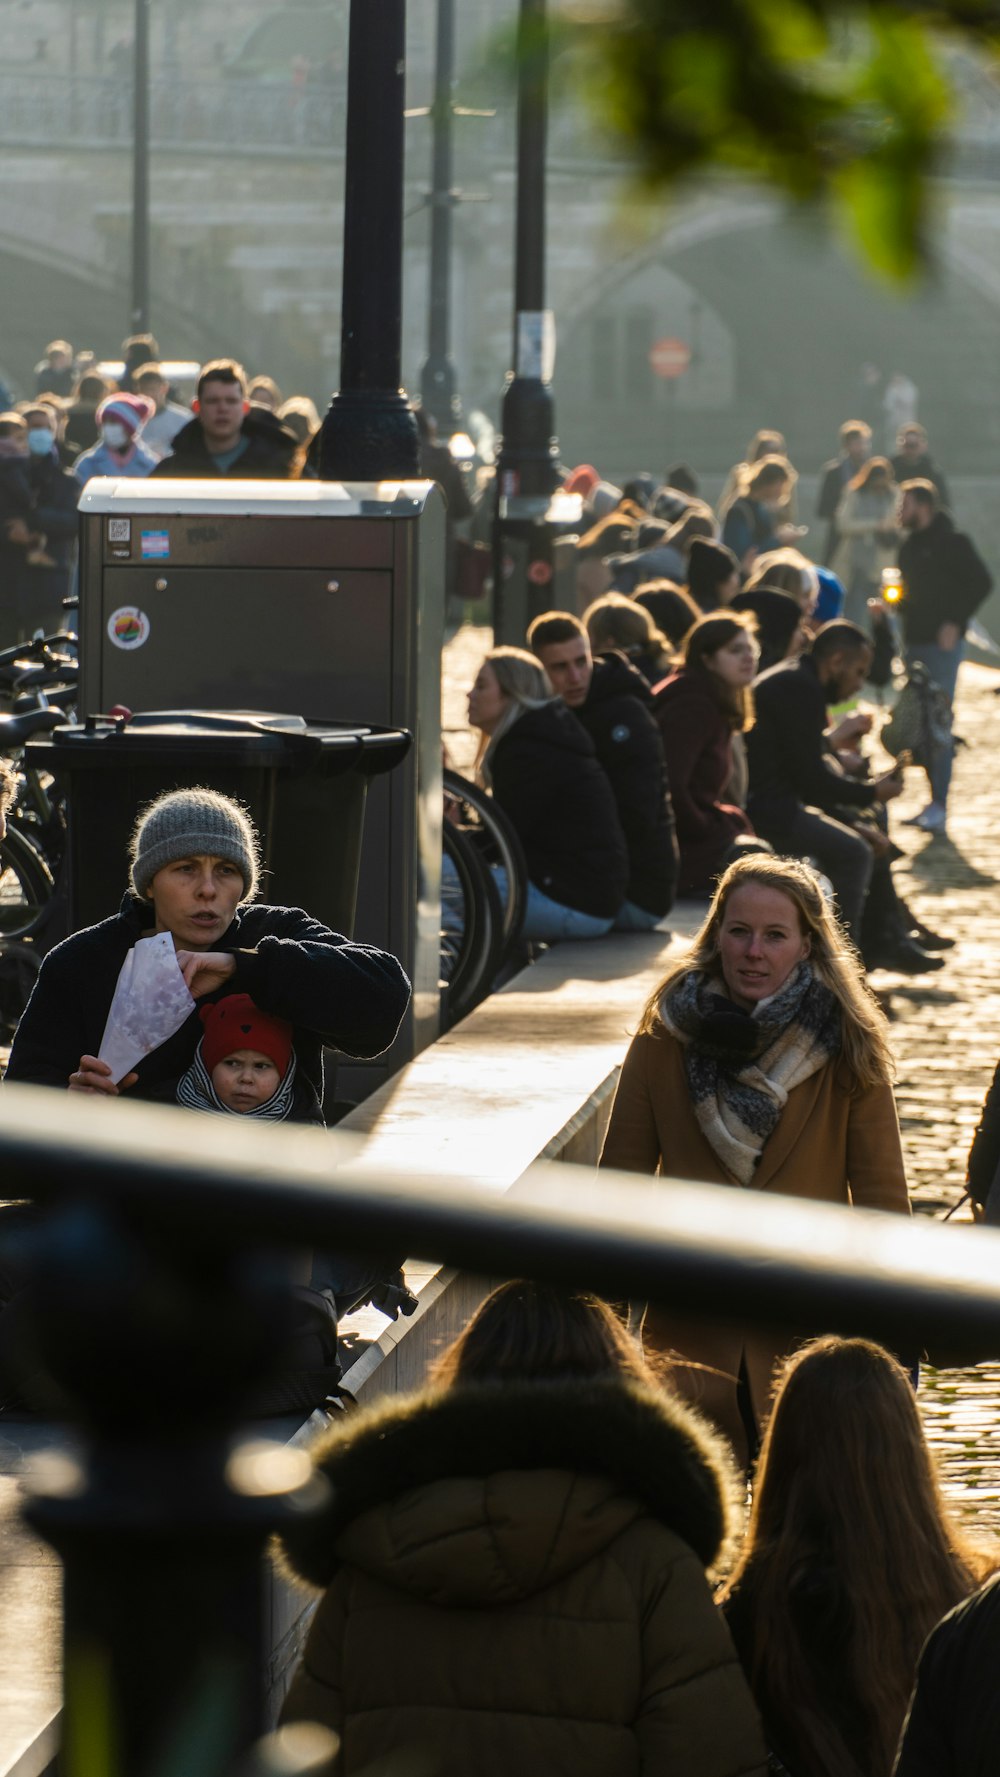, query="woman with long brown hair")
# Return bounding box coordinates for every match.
[600,854,909,1460]
[280,1280,769,1775]
[652,613,758,894]
[719,1336,996,1777]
